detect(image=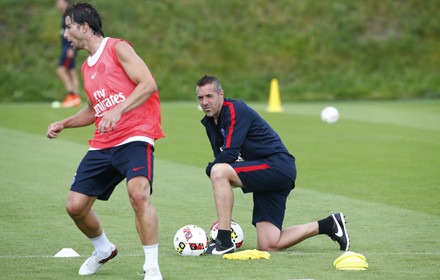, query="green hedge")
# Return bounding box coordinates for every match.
[1,0,439,102]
